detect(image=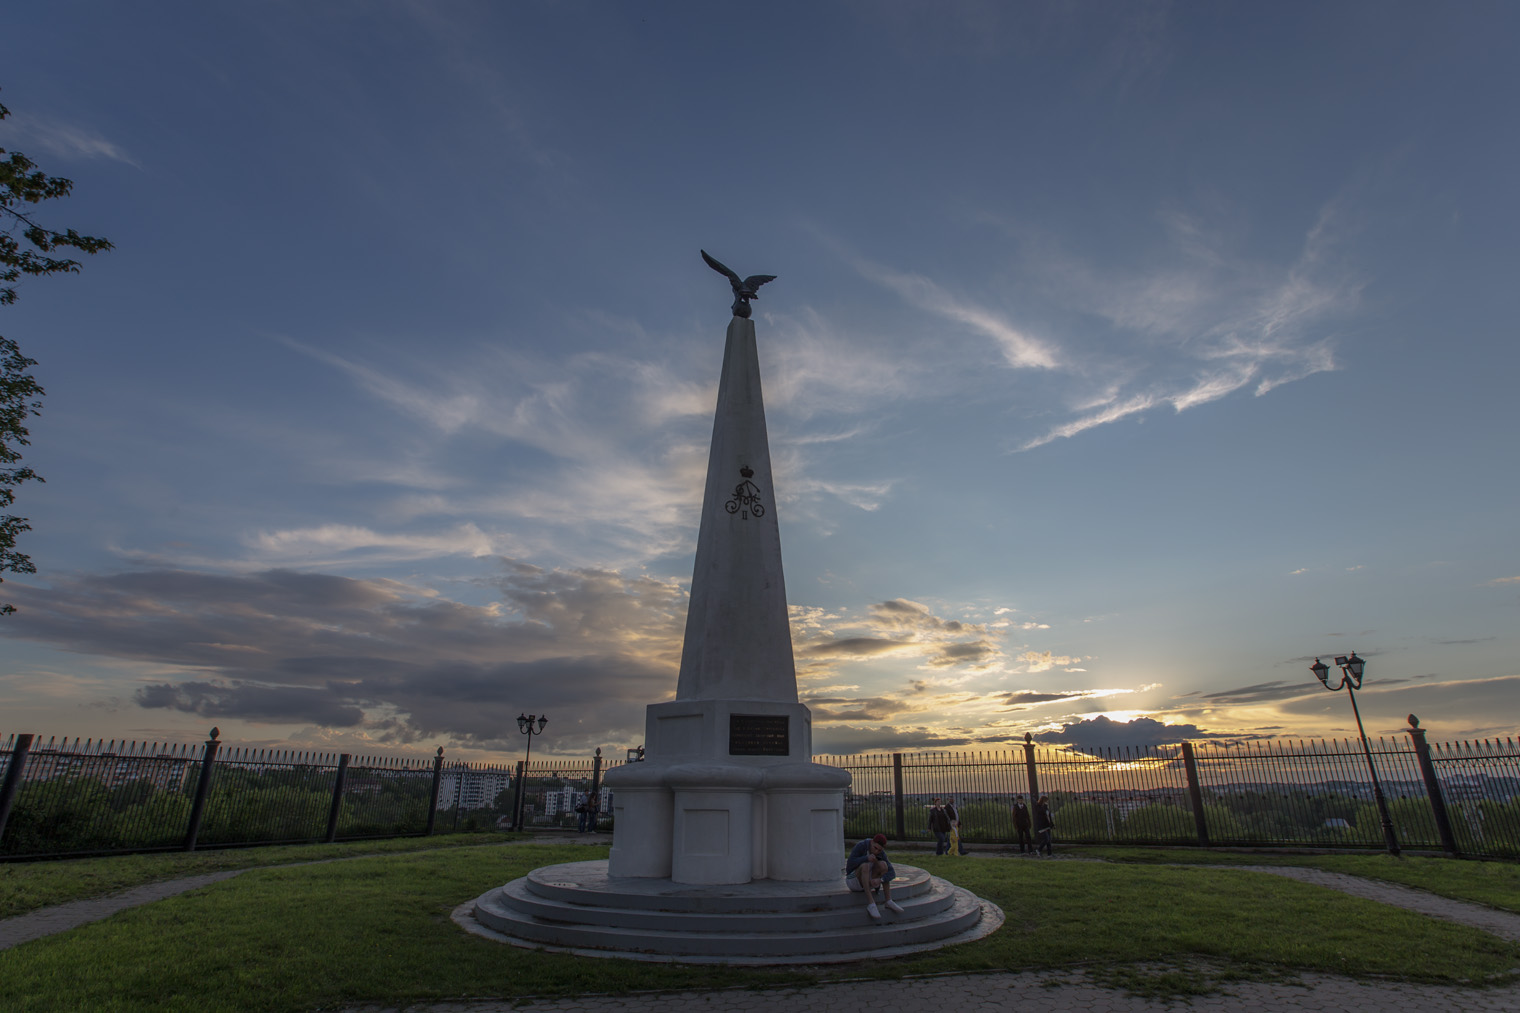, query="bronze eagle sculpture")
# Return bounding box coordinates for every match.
[701,249,776,319]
